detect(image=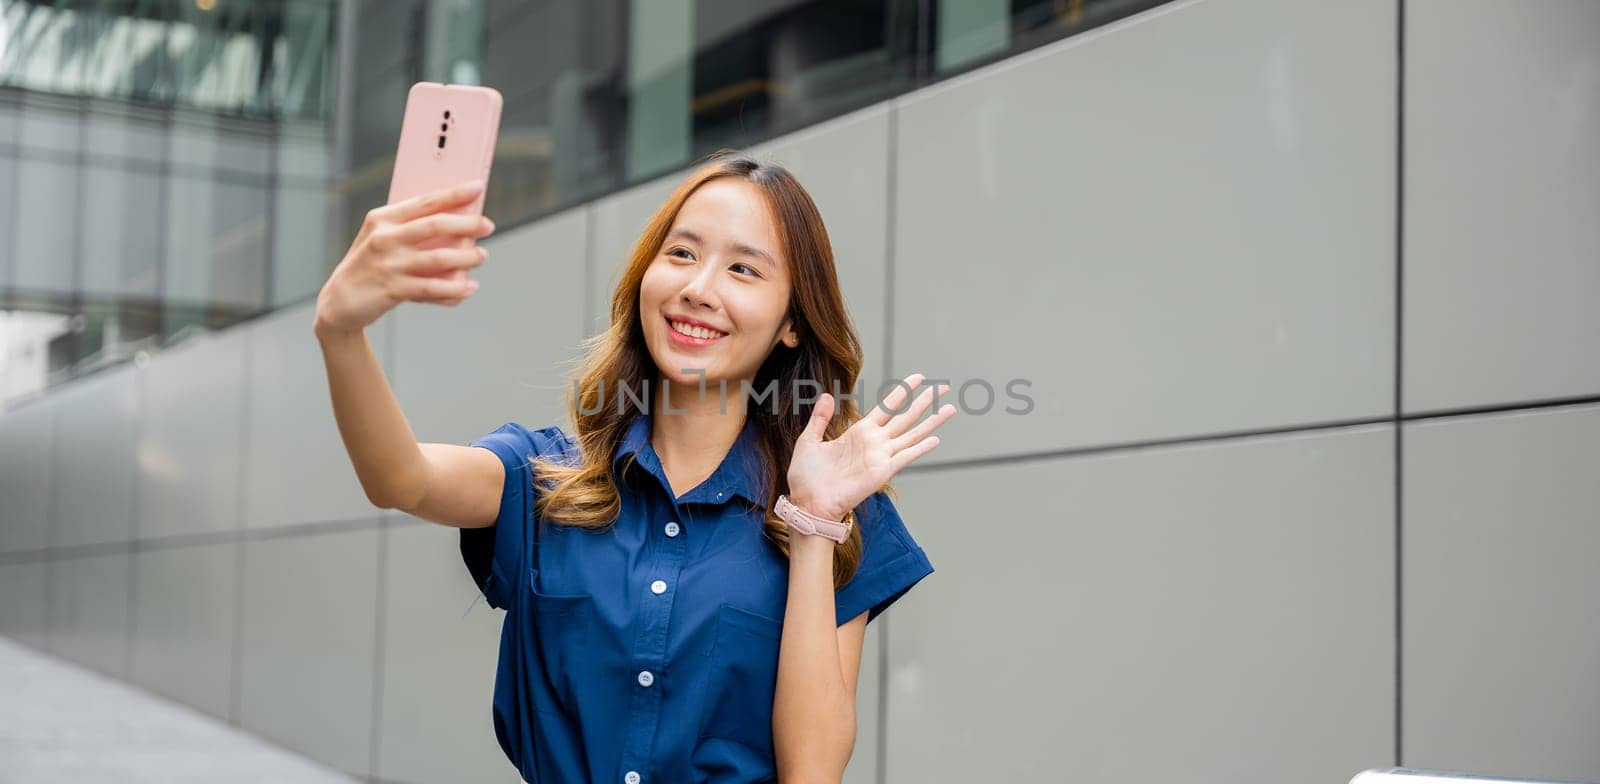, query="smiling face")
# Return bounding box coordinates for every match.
[639,177,800,392]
